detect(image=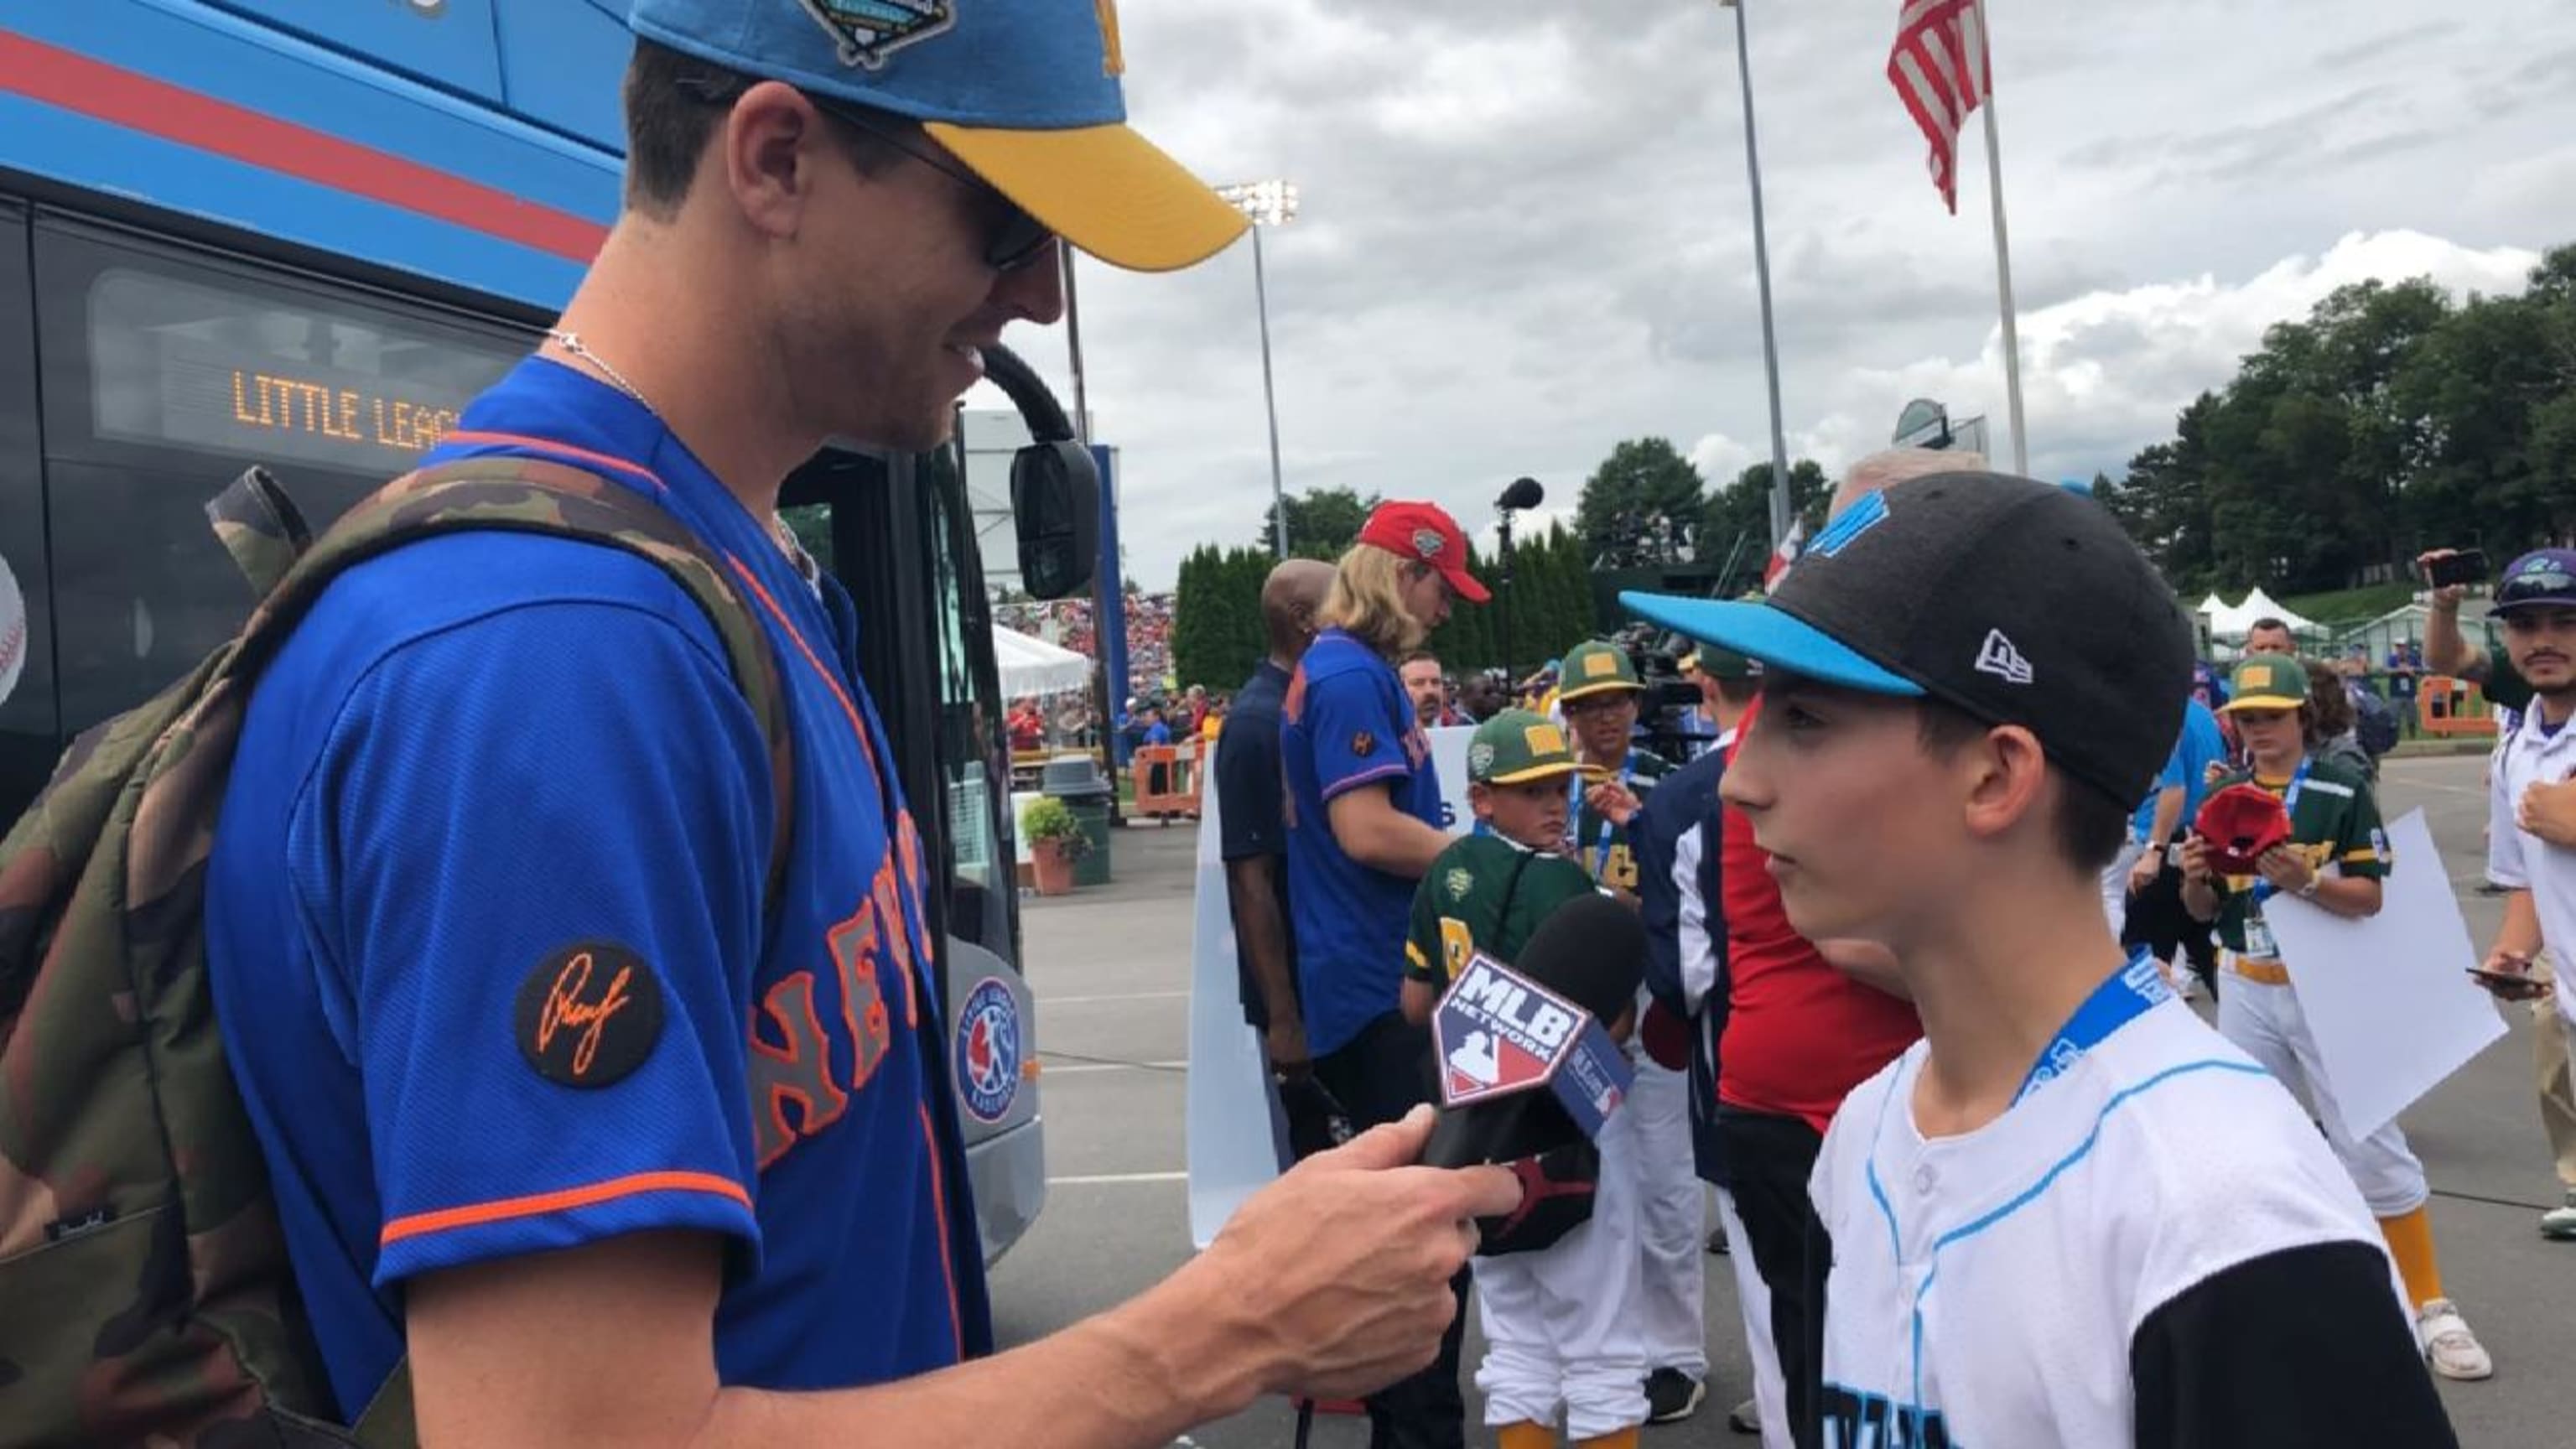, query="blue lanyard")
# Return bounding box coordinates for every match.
[2012,949,2166,1107]
[2247,756,2313,906]
[1571,756,1638,880]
